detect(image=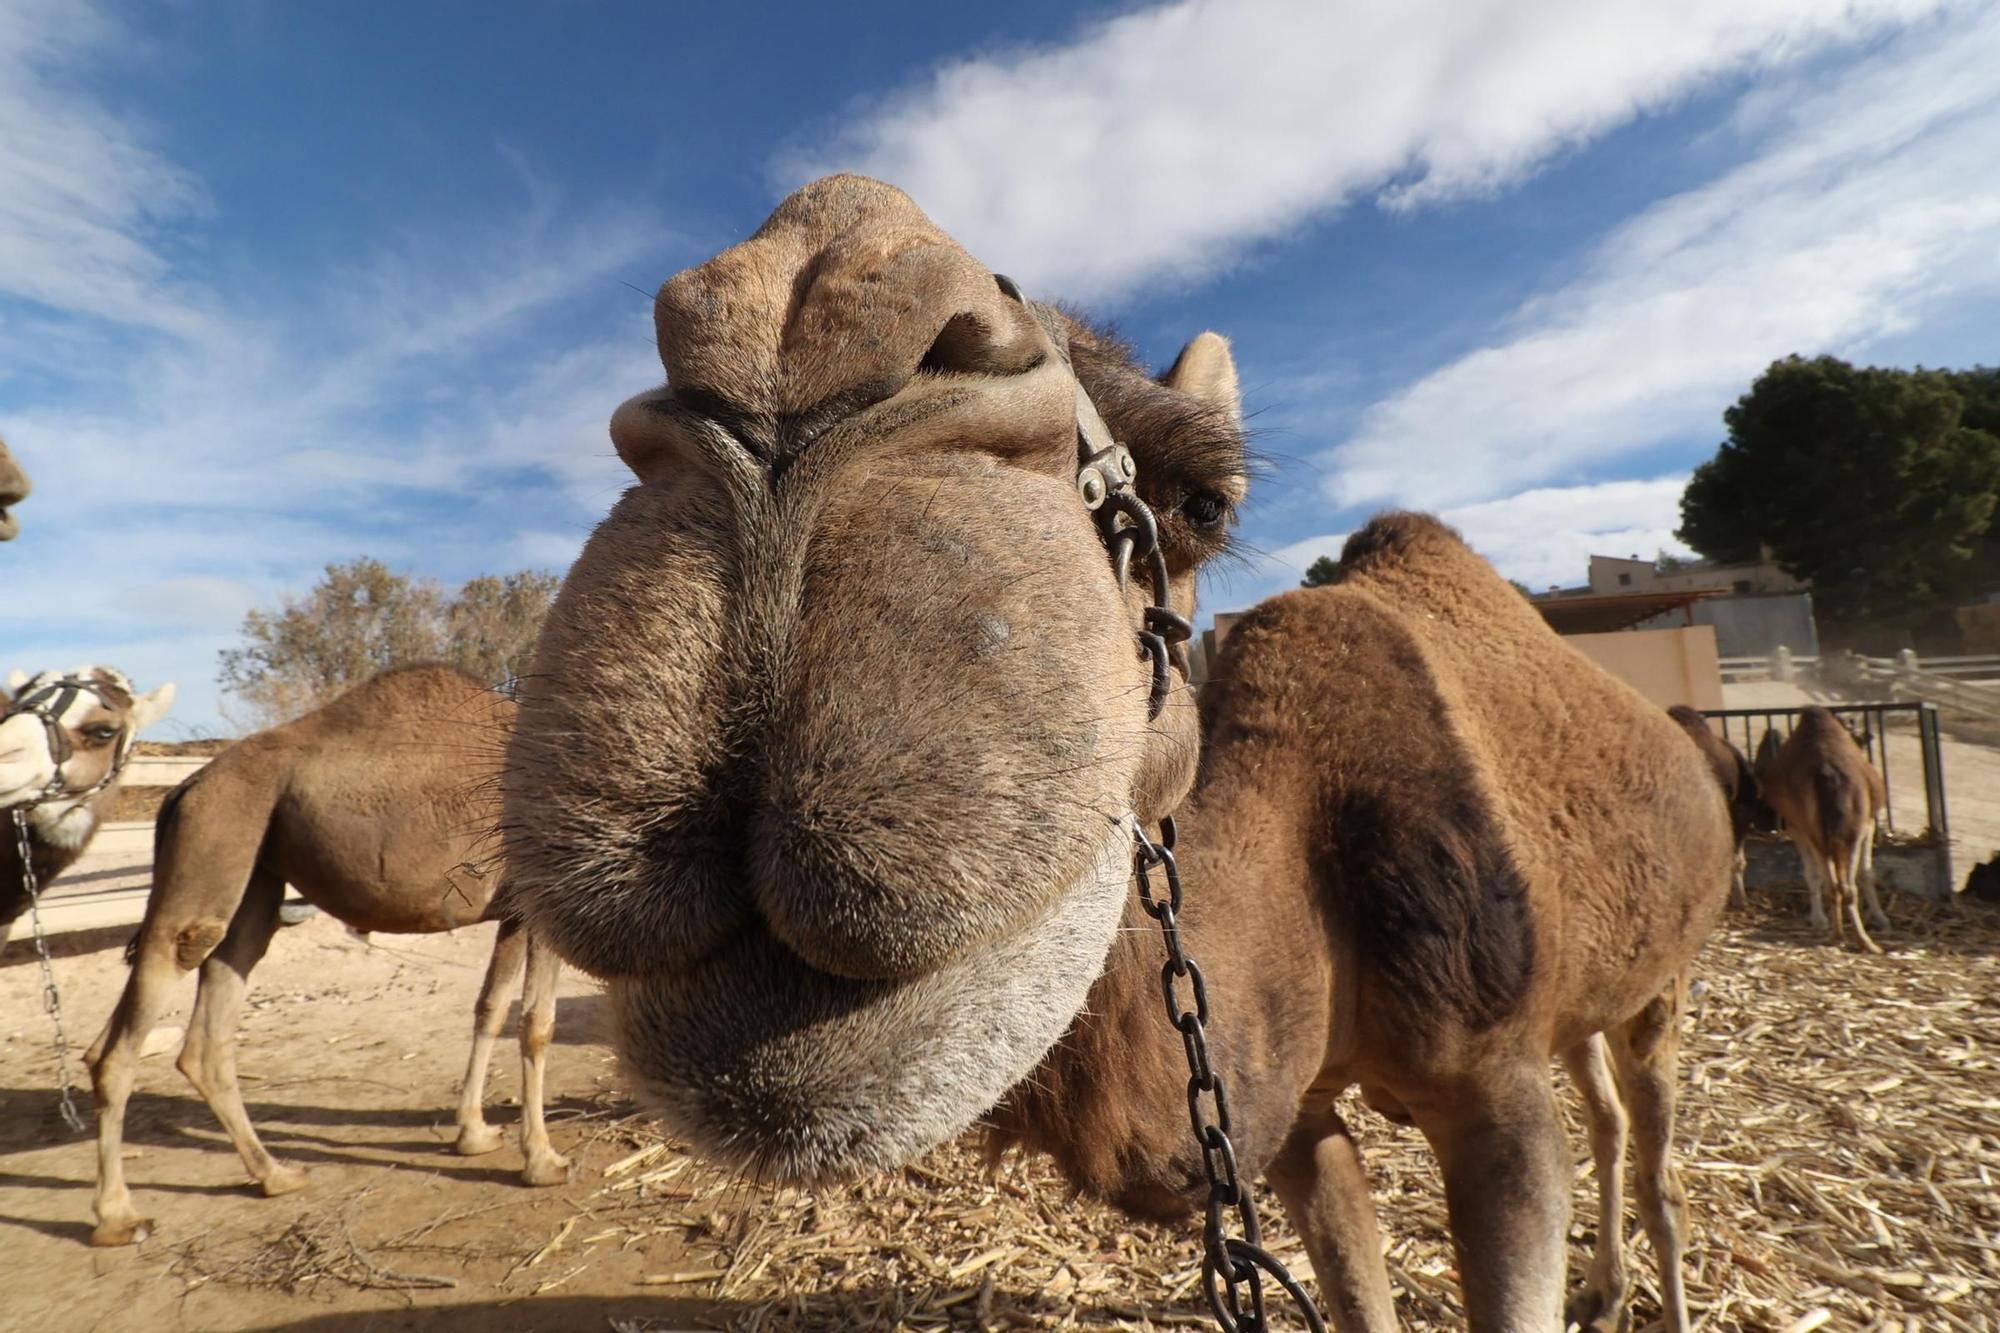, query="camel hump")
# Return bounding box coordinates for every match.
[1206,586,1537,1030]
[649,173,1051,431]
